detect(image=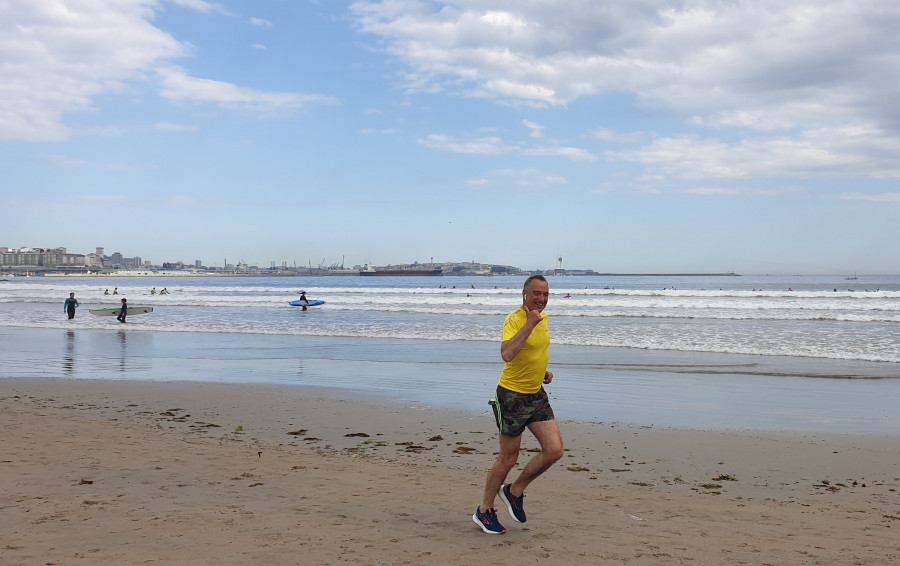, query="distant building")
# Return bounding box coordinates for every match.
[0,247,84,270]
[0,249,40,267]
[39,249,85,268]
